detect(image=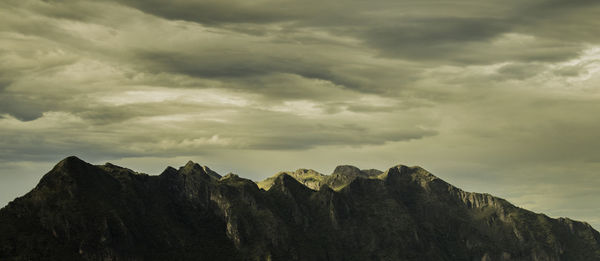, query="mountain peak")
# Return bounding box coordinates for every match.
[53,156,90,171]
[44,156,94,181]
[184,160,196,167]
[159,166,178,176]
[273,173,299,186]
[332,165,361,176]
[176,161,222,179]
[294,168,322,176]
[221,172,239,180]
[36,156,105,191]
[179,160,203,175]
[385,165,433,177]
[361,169,383,177]
[270,173,313,194]
[201,165,222,179]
